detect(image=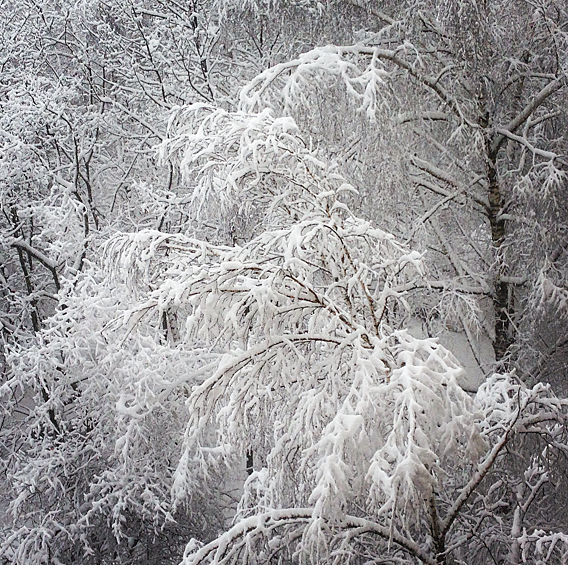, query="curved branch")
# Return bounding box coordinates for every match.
[184,509,439,565]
